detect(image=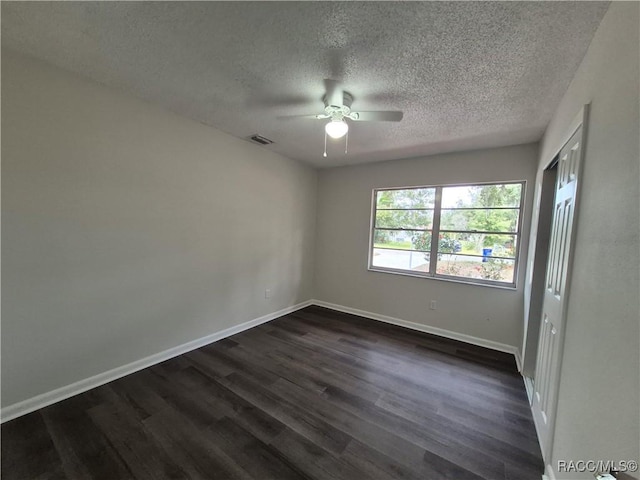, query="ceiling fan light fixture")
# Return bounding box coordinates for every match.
[325,120,348,139]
